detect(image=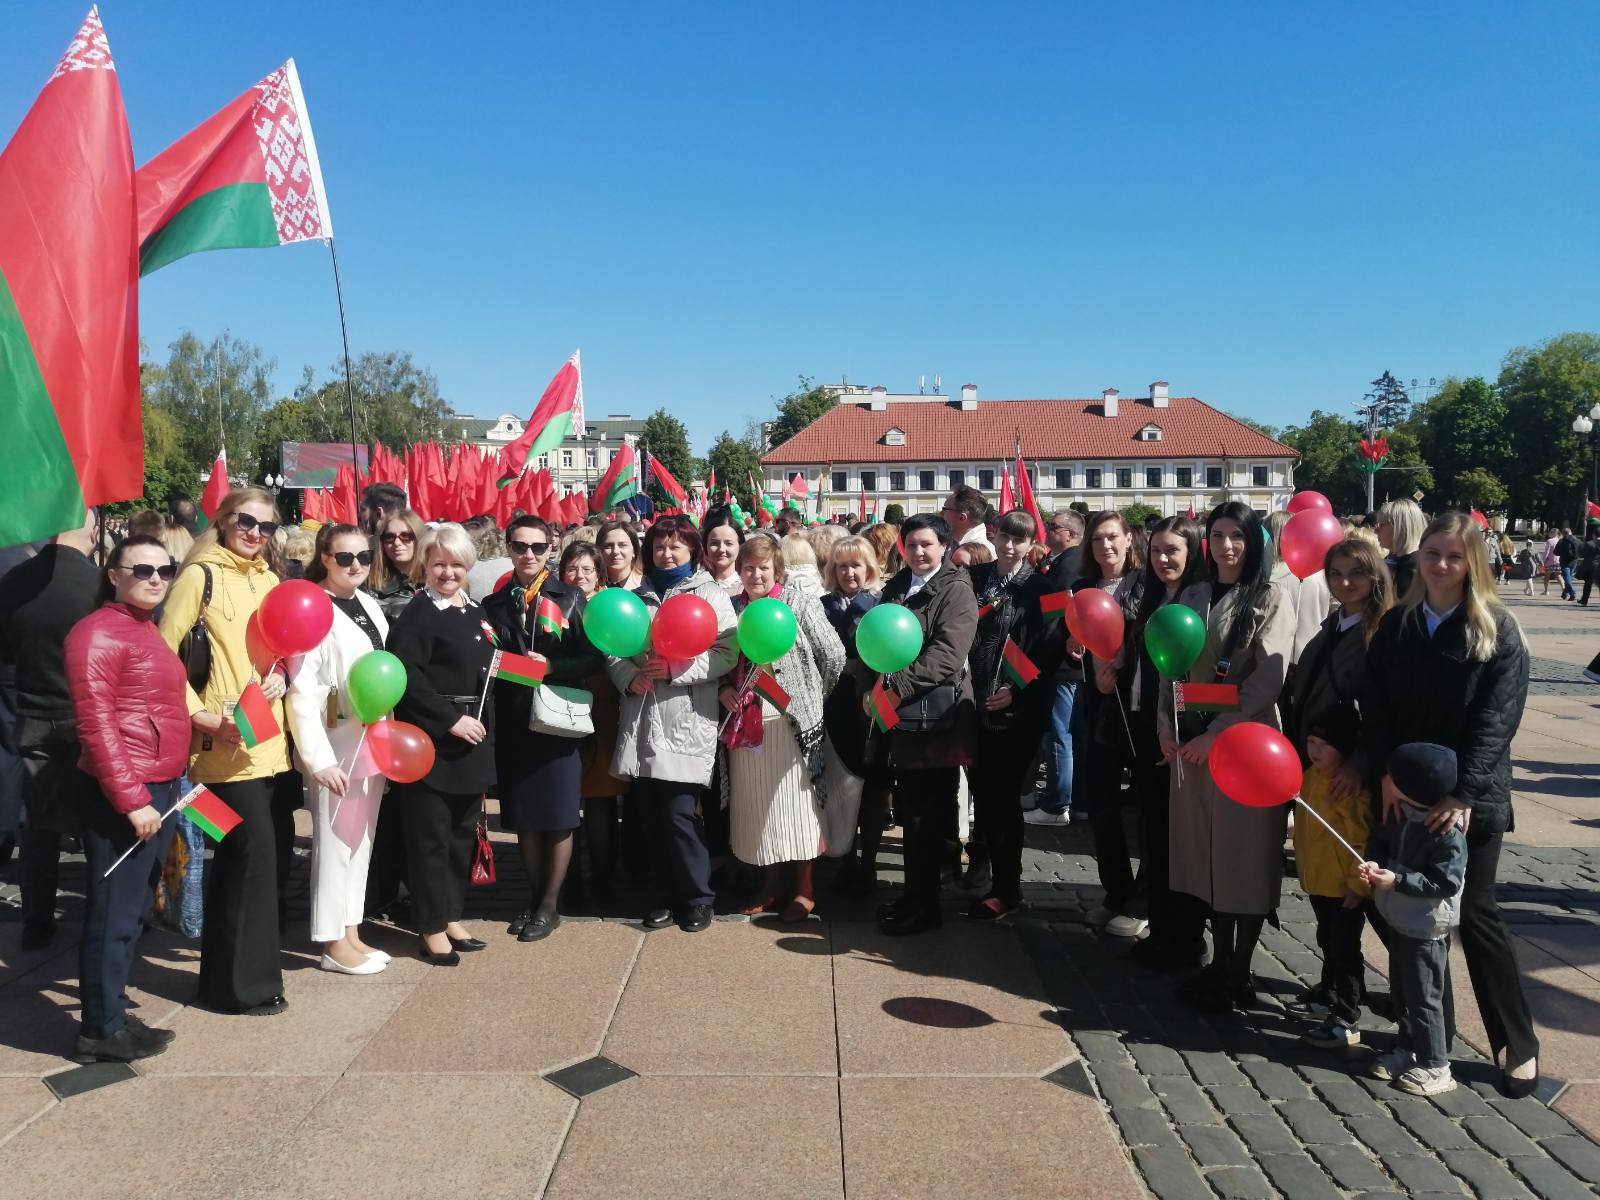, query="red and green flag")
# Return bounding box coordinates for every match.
[647,452,689,507]
[135,59,333,276]
[499,351,584,485]
[1173,682,1240,713]
[200,449,230,521]
[1587,500,1600,520]
[0,8,142,546]
[869,677,900,732]
[751,670,790,713]
[1040,591,1073,622]
[178,783,242,843]
[233,681,281,748]
[491,649,547,688]
[1001,638,1040,688]
[591,439,639,512]
[535,595,568,639]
